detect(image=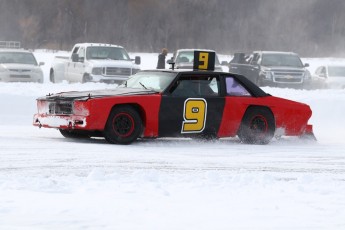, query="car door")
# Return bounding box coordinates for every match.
[158,73,225,137]
[67,46,86,82]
